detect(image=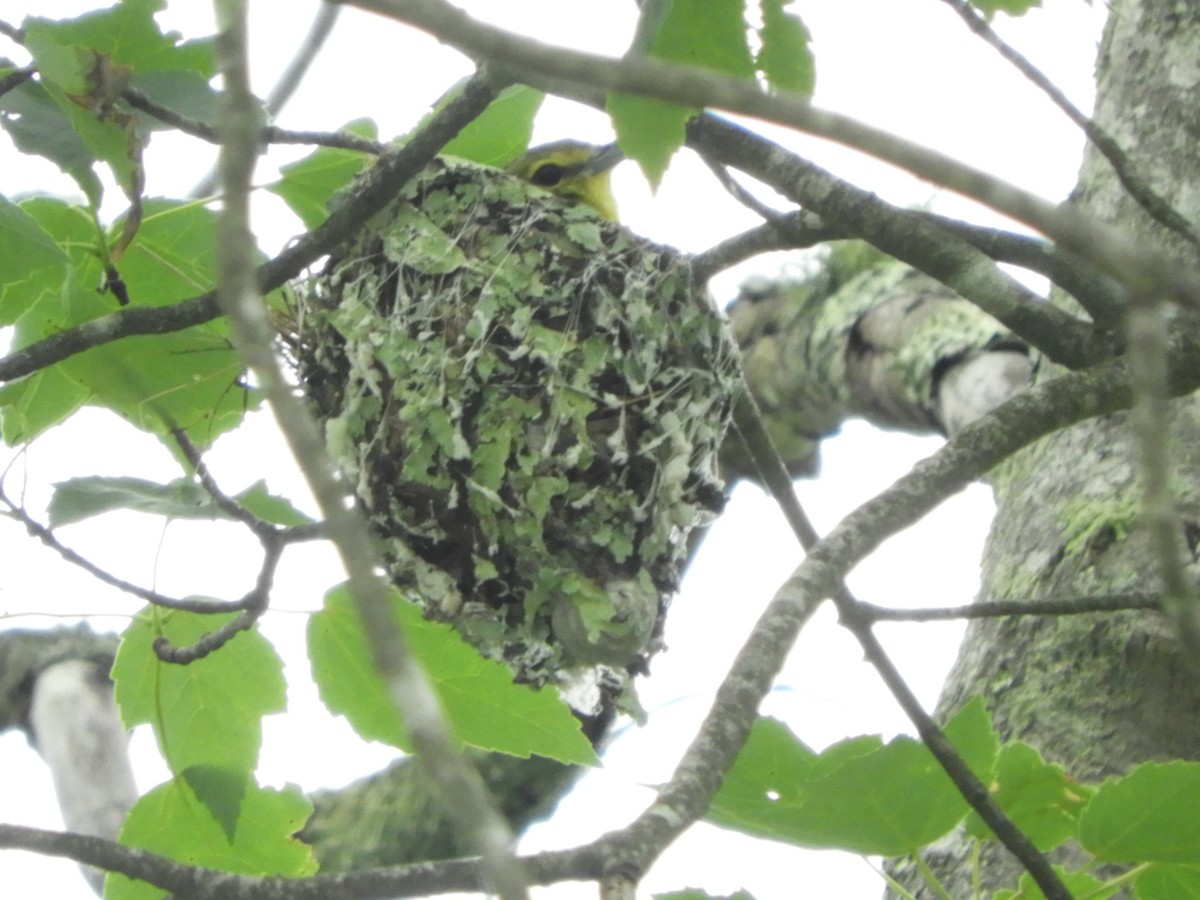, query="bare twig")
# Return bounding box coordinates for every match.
[699,152,791,222]
[152,605,266,663]
[262,2,342,118]
[729,389,1068,898]
[0,486,241,614]
[0,65,33,99]
[691,211,841,282]
[191,1,344,198]
[0,70,502,387]
[939,0,1200,253]
[211,5,526,896]
[348,0,1200,312]
[580,330,1200,898]
[688,115,1104,367]
[858,591,1161,622]
[122,85,385,154]
[0,821,609,898]
[1127,295,1200,658]
[0,19,24,42]
[914,211,1128,327]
